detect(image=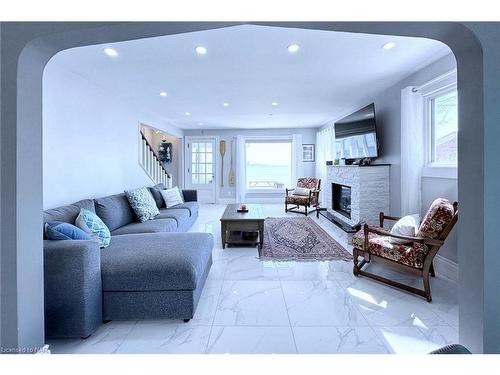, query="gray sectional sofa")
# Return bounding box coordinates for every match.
[43,185,213,339]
